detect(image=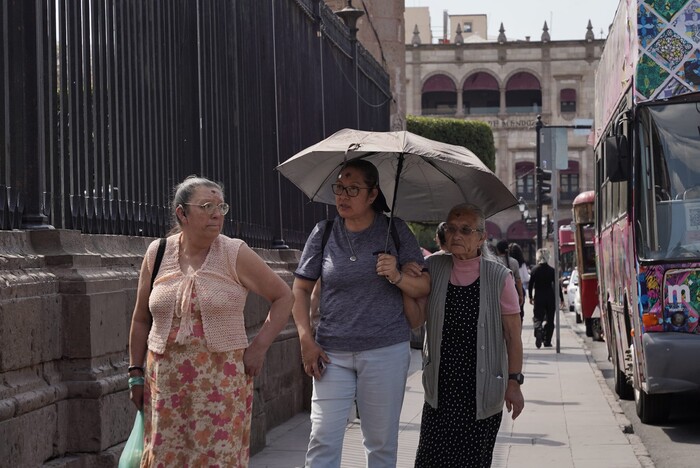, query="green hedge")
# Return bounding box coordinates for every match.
[406,115,496,171]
